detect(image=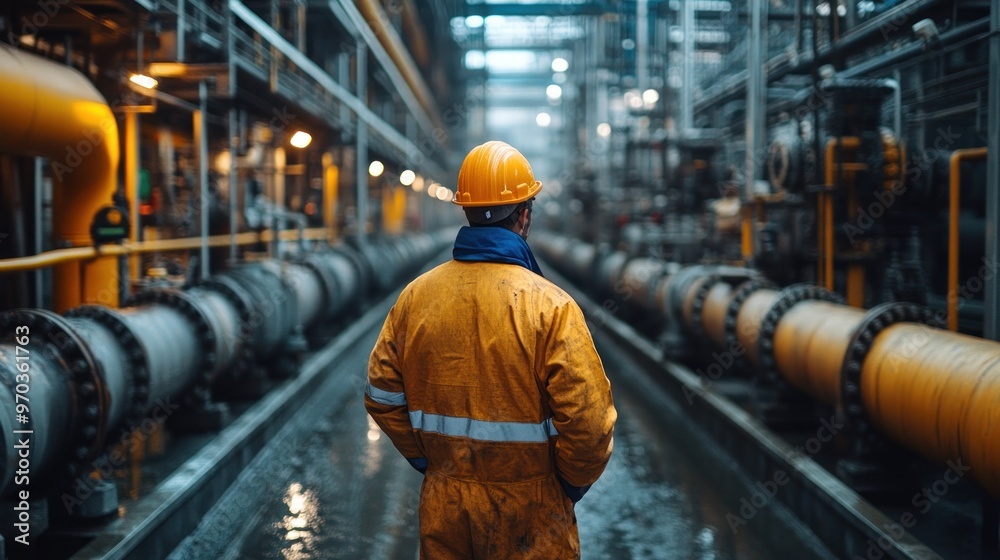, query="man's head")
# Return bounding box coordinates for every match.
[452,141,542,239]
